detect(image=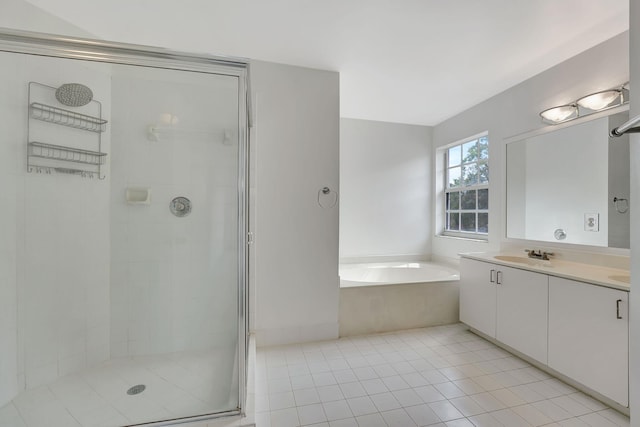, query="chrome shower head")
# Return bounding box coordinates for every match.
[55,83,93,107]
